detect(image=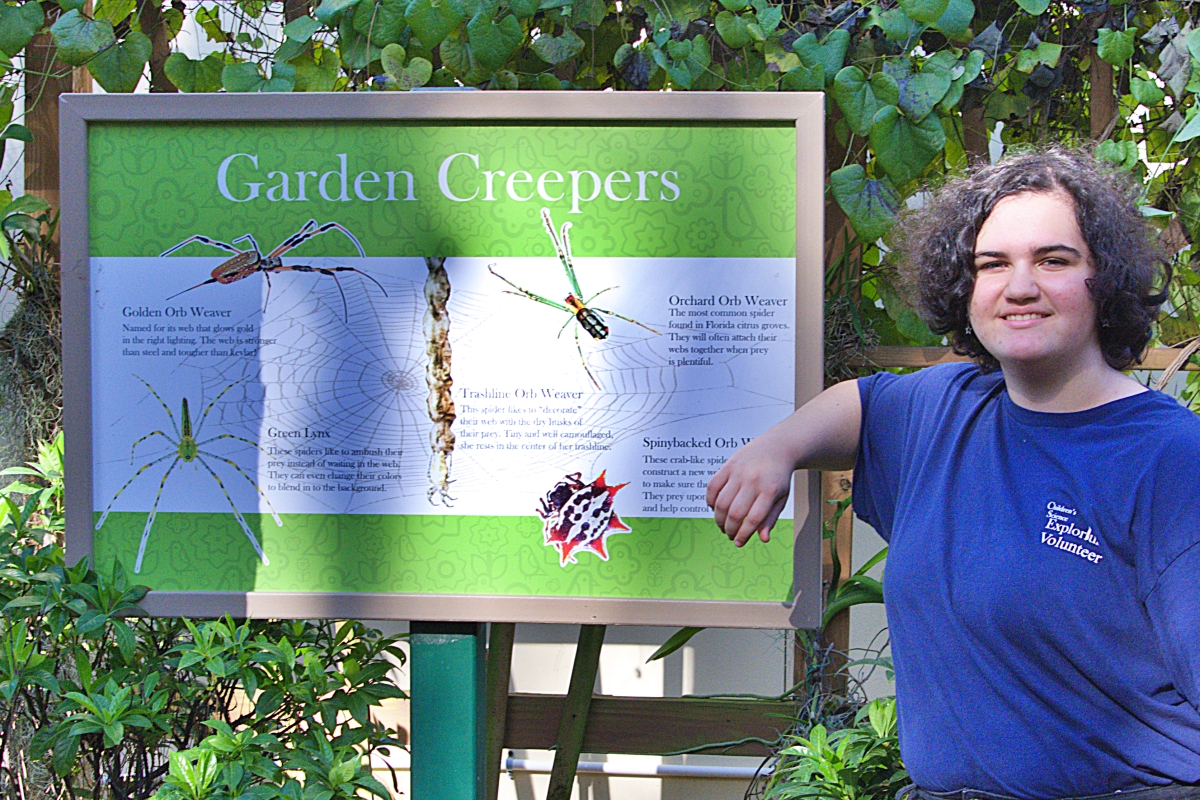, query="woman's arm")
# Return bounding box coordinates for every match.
[706,379,862,546]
